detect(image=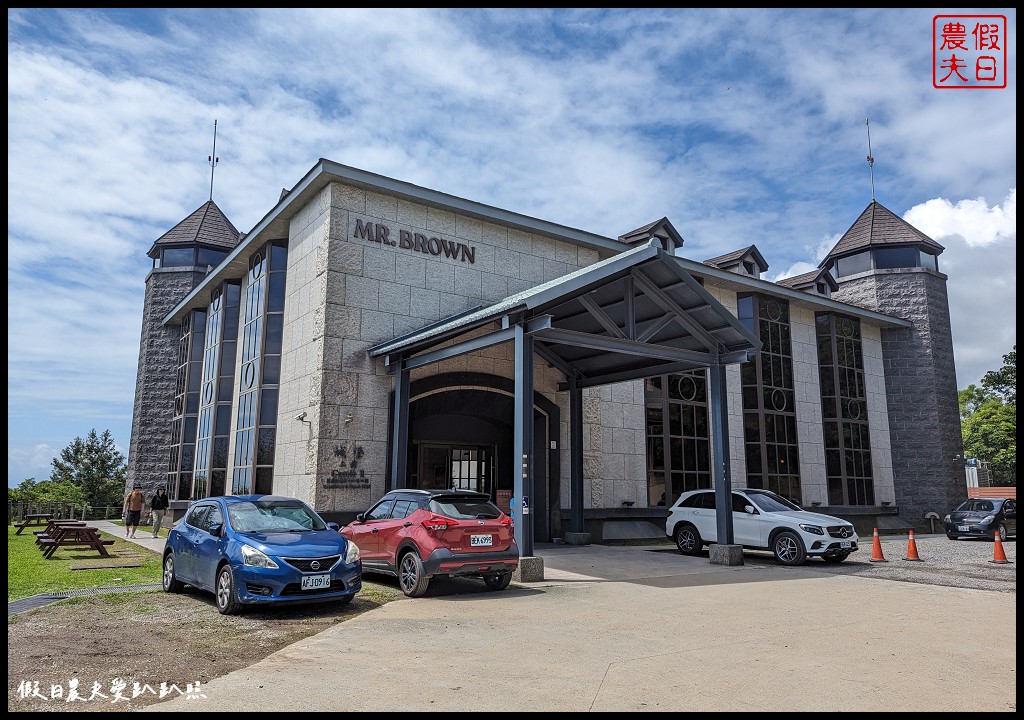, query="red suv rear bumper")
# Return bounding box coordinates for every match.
[423,546,520,576]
